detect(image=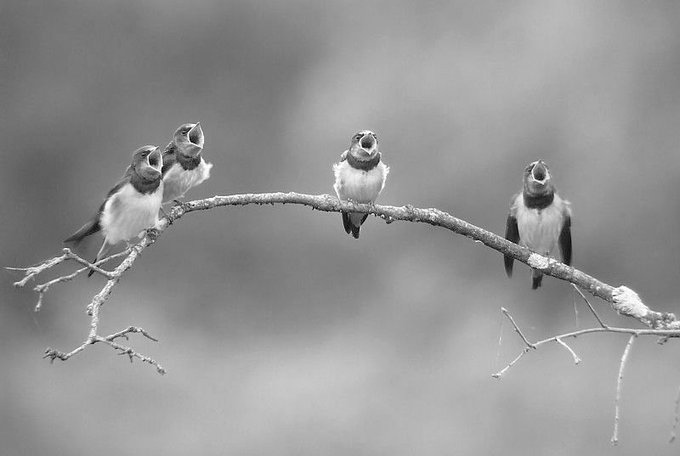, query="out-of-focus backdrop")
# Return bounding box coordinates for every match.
[3,1,680,454]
